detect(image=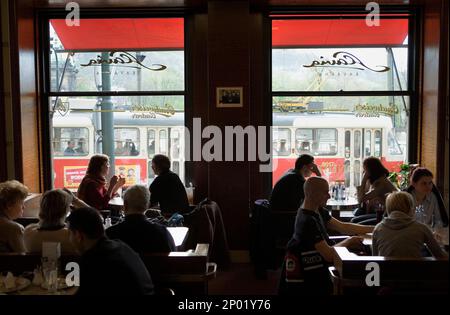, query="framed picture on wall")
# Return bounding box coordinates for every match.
[216,87,243,108]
